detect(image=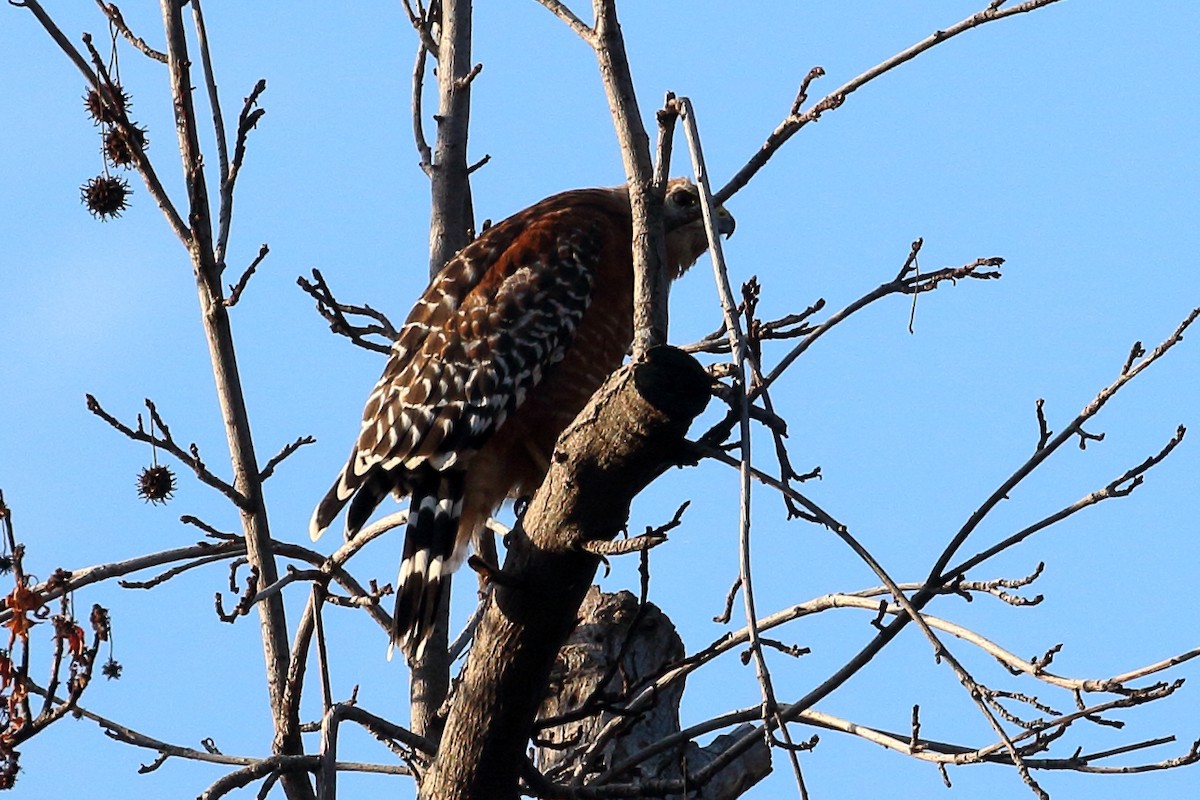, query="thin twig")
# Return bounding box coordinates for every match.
[258,434,316,481]
[219,78,268,270]
[949,425,1187,579]
[412,41,433,174]
[401,0,441,57]
[85,395,247,507]
[678,95,808,798]
[297,268,398,353]
[226,243,270,307]
[756,256,1003,398]
[23,682,407,782]
[119,552,238,589]
[190,0,229,239]
[95,1,166,61]
[252,566,325,606]
[713,0,1066,206]
[653,93,679,190]
[534,0,596,43]
[931,308,1198,586]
